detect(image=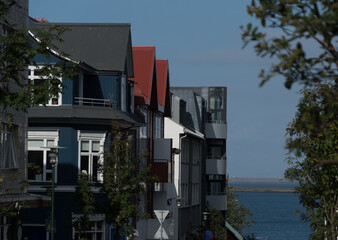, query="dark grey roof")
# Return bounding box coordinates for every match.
[29,18,134,76]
